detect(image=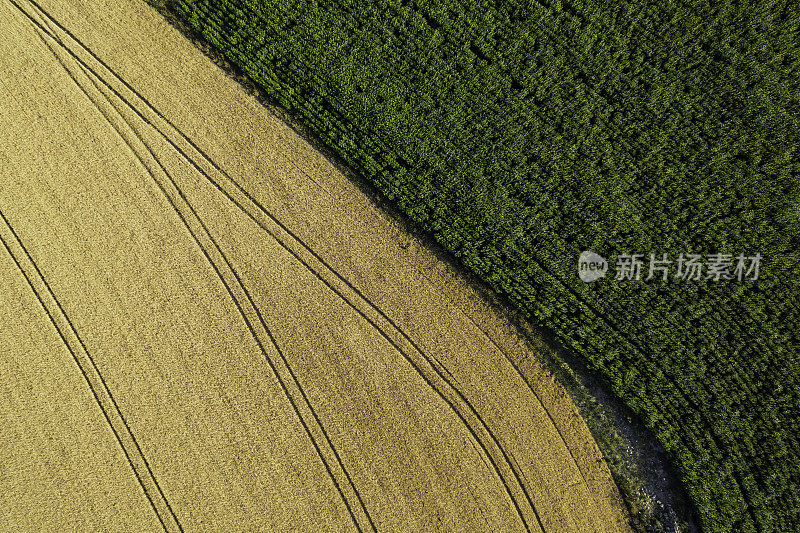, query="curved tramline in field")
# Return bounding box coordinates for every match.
[159,0,800,530]
[0,0,630,531]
